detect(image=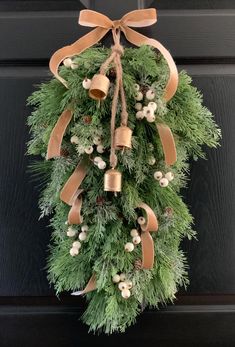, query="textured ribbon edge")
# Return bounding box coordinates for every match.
[157,124,177,166]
